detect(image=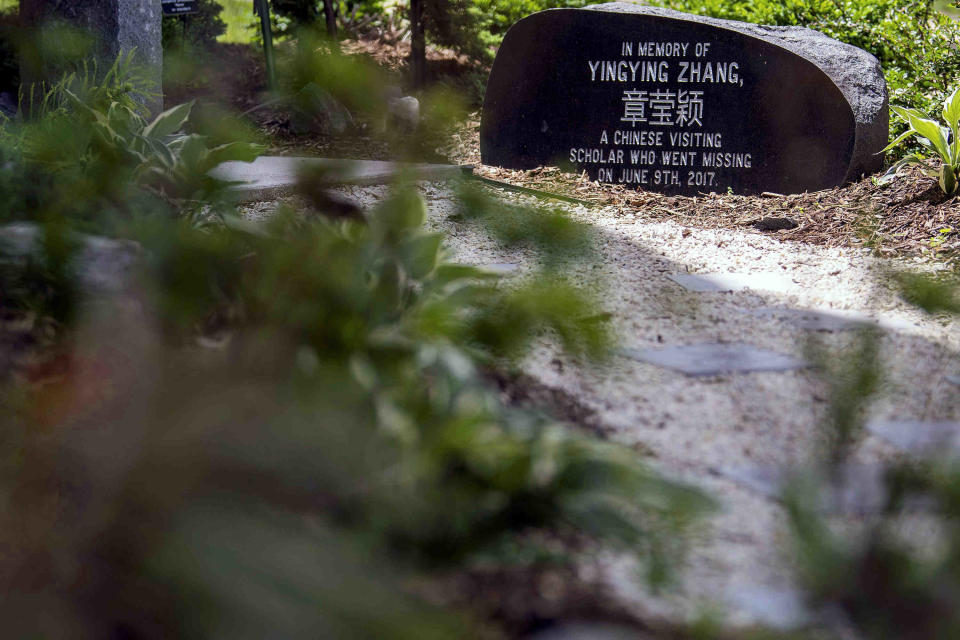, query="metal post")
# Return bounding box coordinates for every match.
[254,0,276,90]
[409,0,425,88]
